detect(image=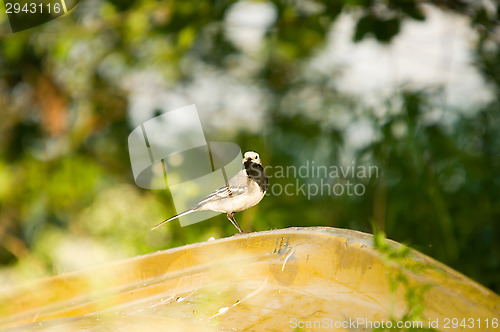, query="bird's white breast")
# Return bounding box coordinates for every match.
[201,180,265,213]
